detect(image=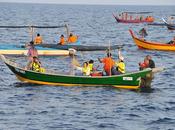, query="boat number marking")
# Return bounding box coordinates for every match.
[15,68,26,74]
[123,77,133,81]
